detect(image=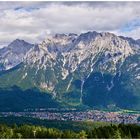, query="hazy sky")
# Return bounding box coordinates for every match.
[0,1,140,45]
